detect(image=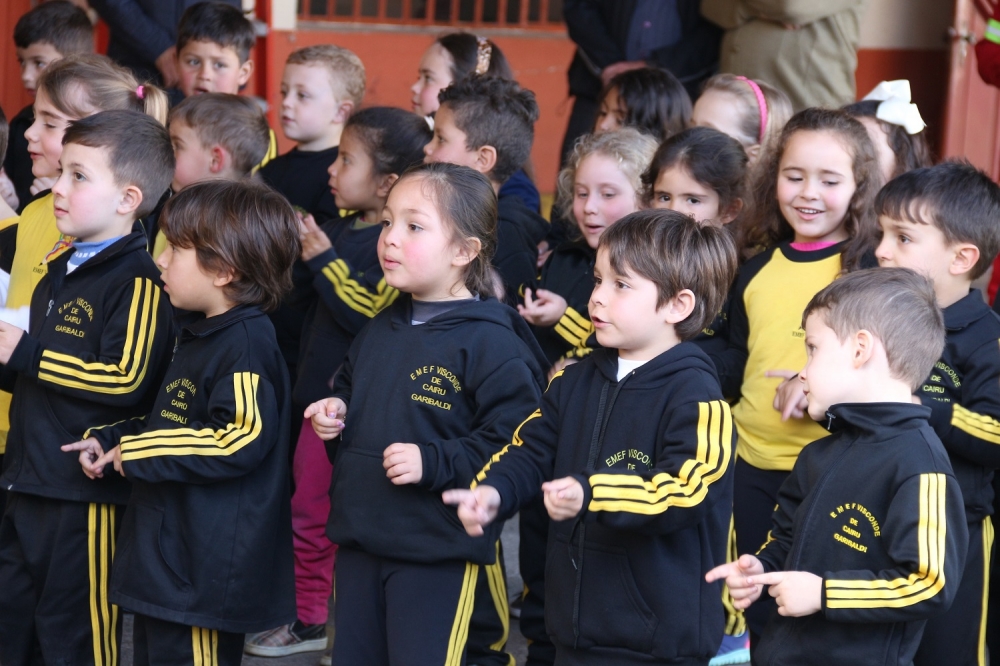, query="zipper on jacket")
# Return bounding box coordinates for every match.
[788,439,856,570]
